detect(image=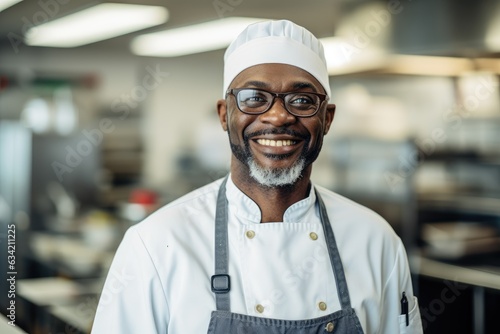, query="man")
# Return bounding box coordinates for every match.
[92,20,423,333]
